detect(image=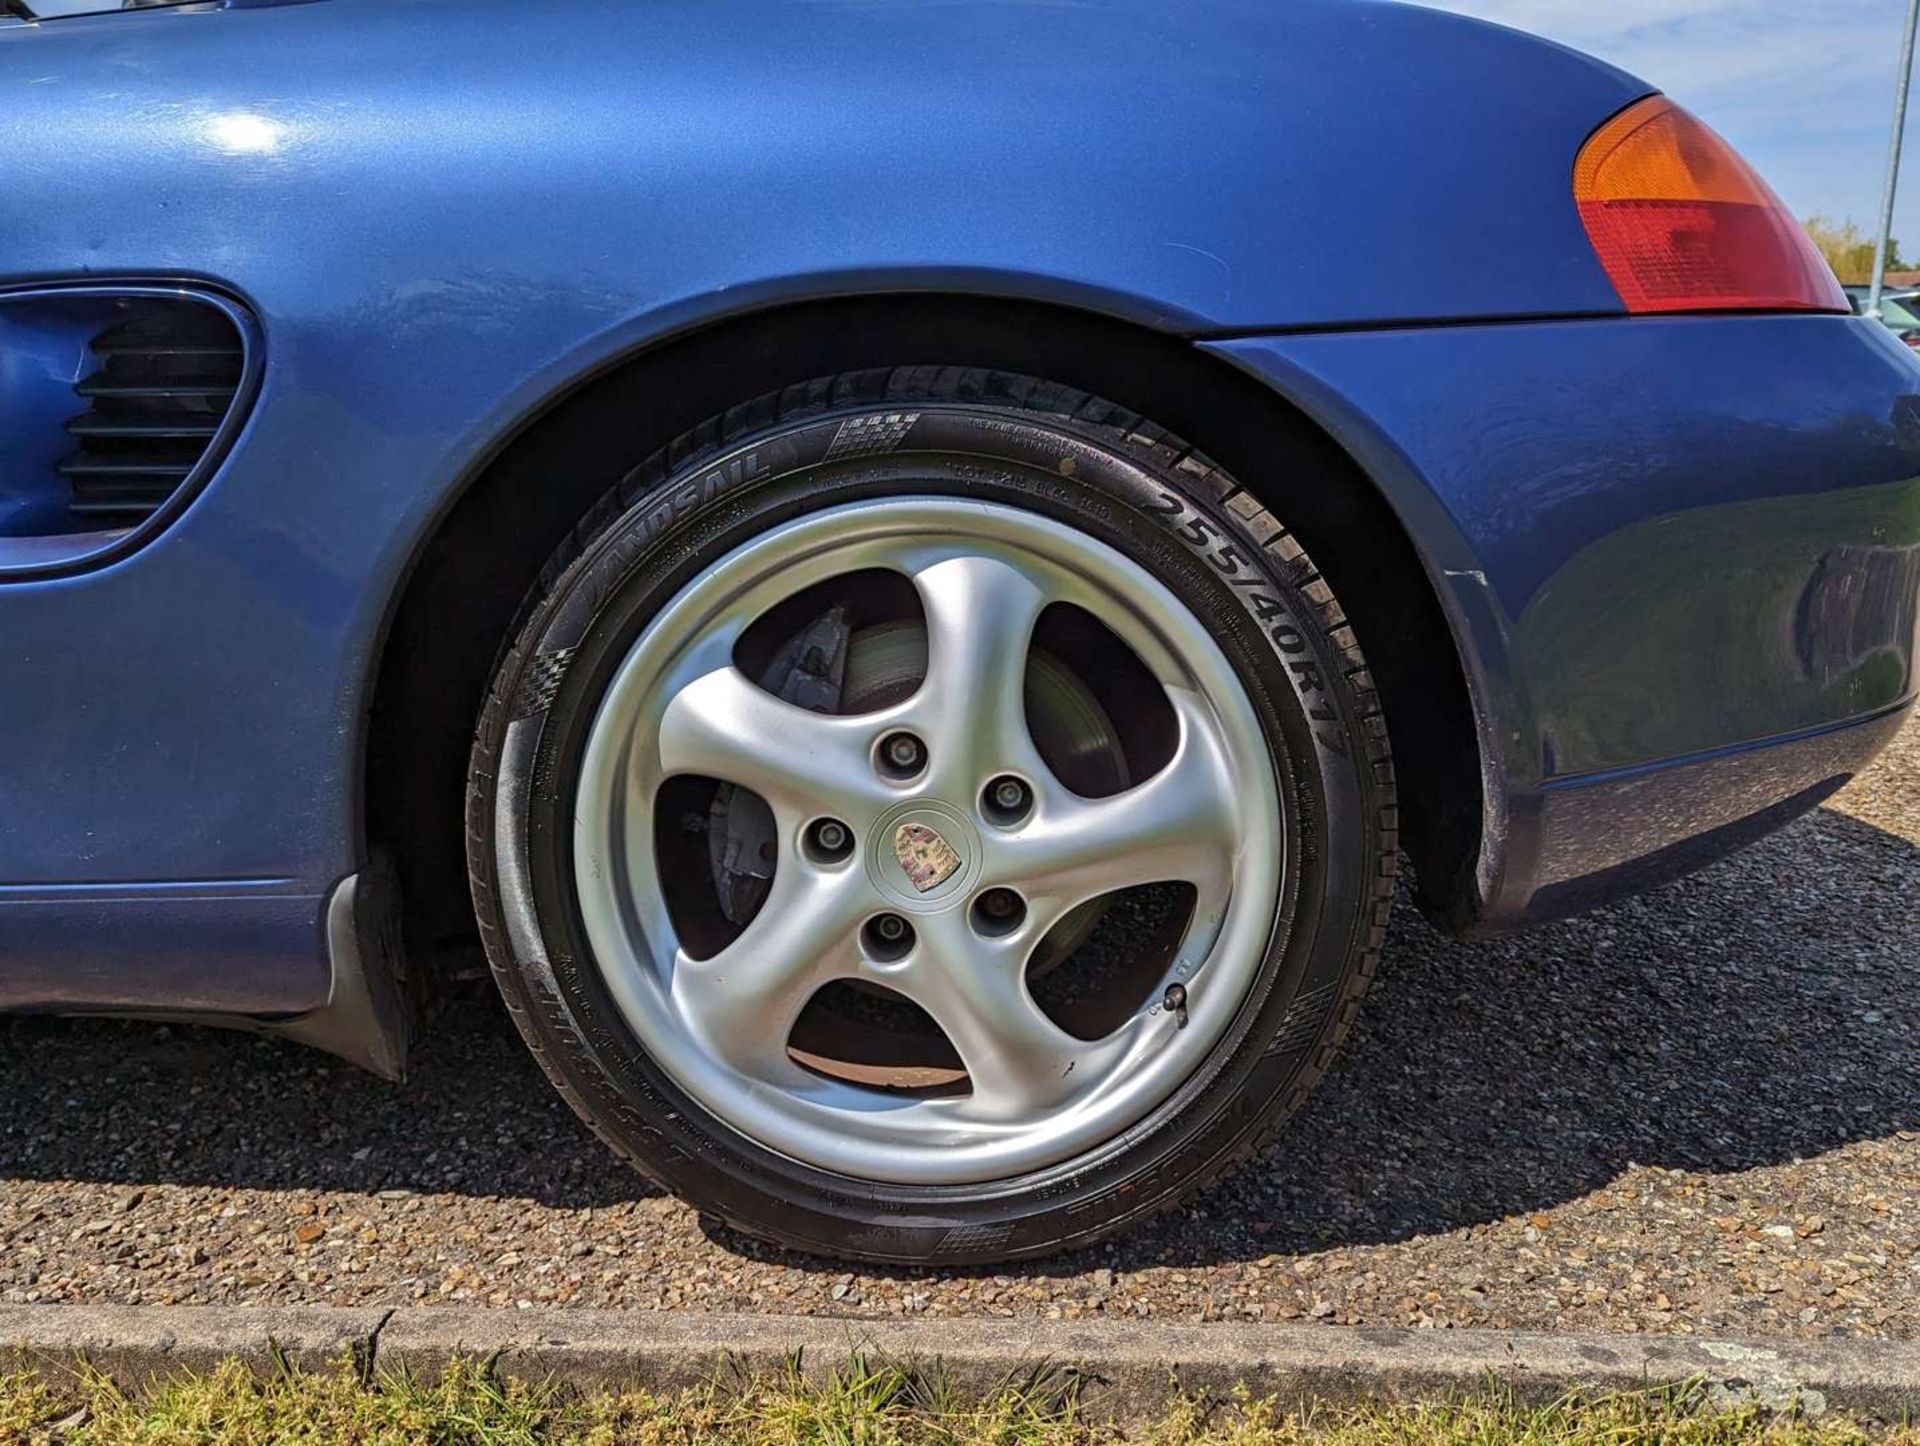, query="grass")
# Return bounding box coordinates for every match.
[1,1353,1915,1445]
